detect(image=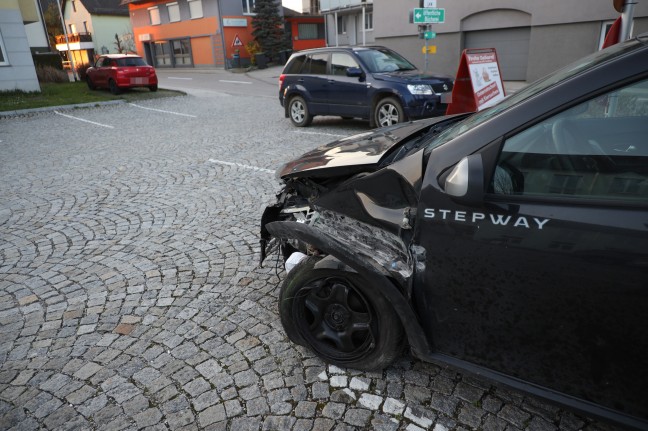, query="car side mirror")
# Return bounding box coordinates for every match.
[346,67,363,79]
[444,154,484,206]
